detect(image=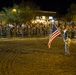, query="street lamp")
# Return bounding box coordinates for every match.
[12,9,16,13]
